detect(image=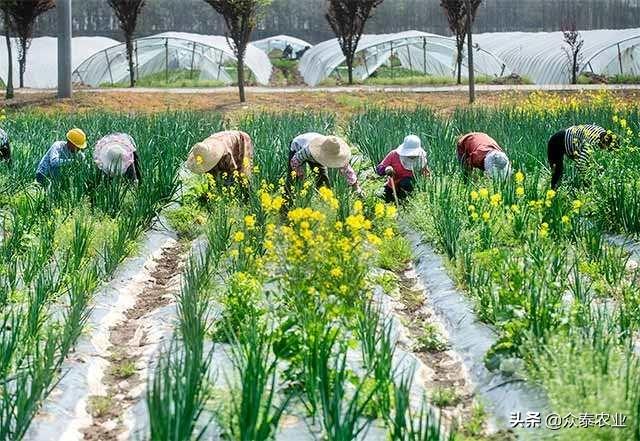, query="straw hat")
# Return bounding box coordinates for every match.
[186,137,226,174]
[396,135,425,157]
[308,135,351,168]
[94,140,134,176]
